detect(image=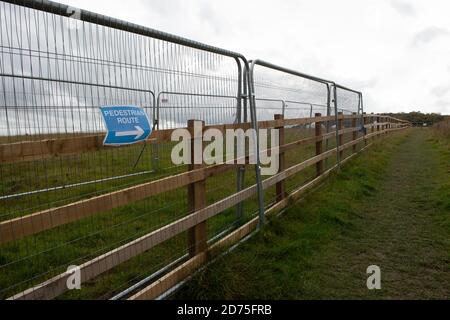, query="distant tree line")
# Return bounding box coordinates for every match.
[381,112,448,126]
